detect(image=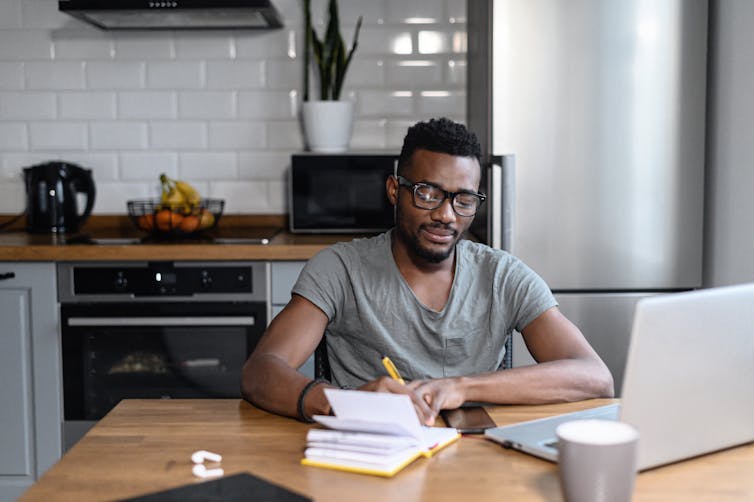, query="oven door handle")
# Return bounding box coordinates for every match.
[67,316,256,327]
